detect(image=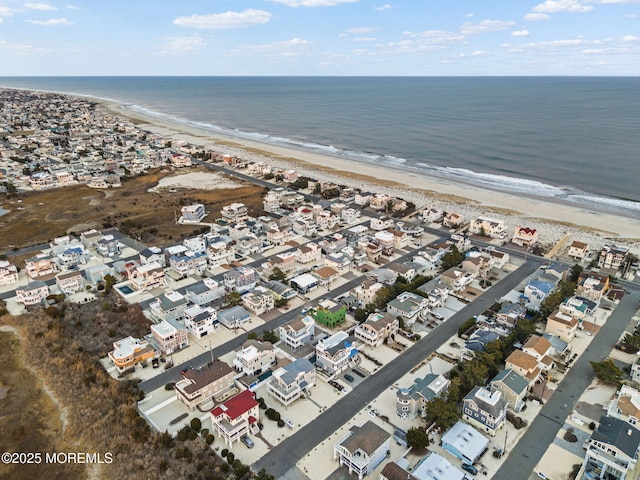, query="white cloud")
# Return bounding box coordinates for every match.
[622,35,638,41]
[26,18,73,25]
[352,37,376,42]
[472,50,489,55]
[0,39,51,54]
[160,34,205,55]
[173,9,271,29]
[67,5,79,10]
[525,13,551,20]
[512,30,531,37]
[270,0,358,7]
[532,0,593,13]
[626,13,638,17]
[0,17,3,23]
[590,0,640,3]
[345,27,379,33]
[24,3,57,11]
[229,38,311,57]
[0,5,15,16]
[460,20,515,35]
[373,4,392,11]
[466,13,475,17]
